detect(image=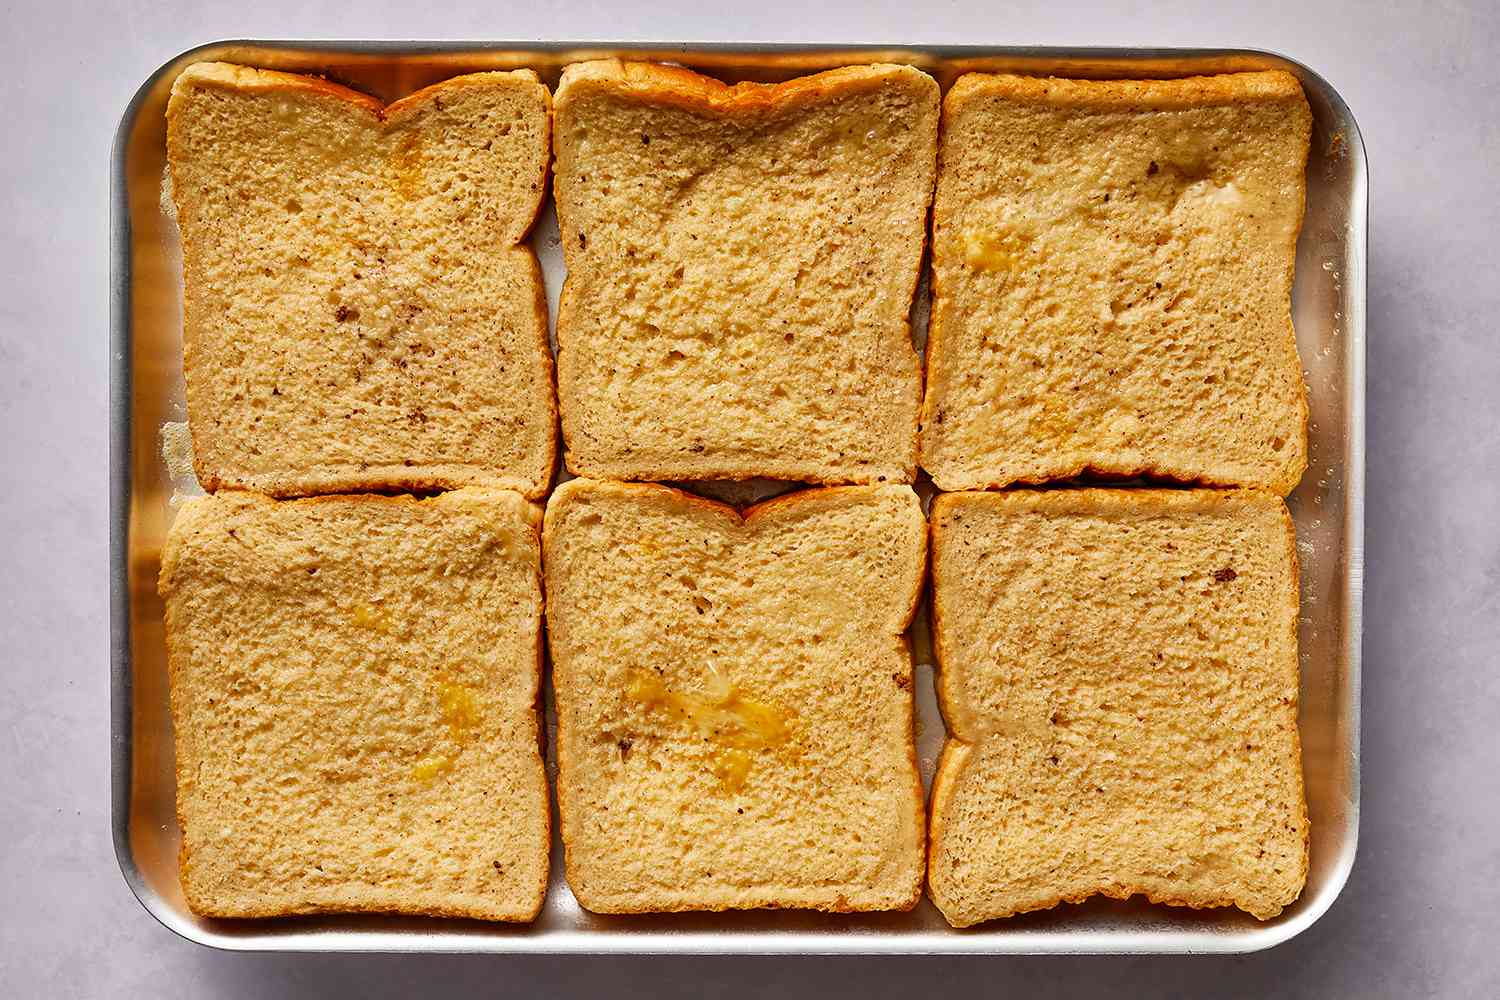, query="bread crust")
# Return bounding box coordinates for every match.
[945,69,1306,111]
[543,478,927,913]
[552,60,937,486]
[160,488,550,921]
[167,62,558,499]
[920,69,1311,496]
[926,487,1308,926]
[557,58,931,121]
